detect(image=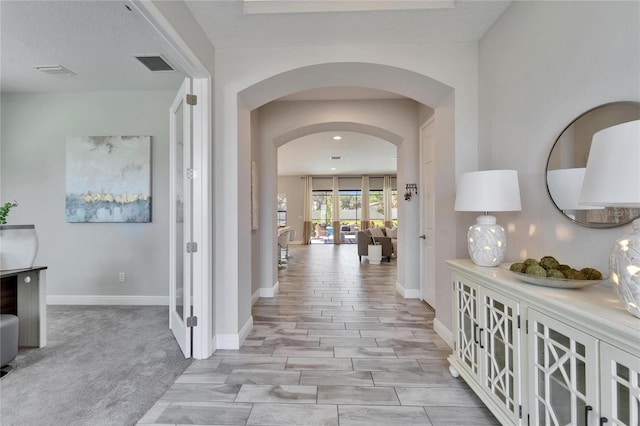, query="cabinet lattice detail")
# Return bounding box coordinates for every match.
[601,342,640,426]
[484,293,518,415]
[455,281,479,376]
[530,310,597,426]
